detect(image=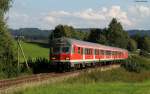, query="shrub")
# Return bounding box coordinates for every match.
[28,57,51,74]
[121,55,150,73]
[140,50,150,58]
